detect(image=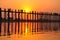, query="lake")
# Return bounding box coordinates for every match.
[0,22,60,40]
